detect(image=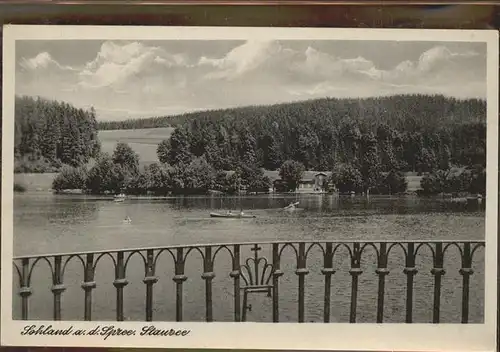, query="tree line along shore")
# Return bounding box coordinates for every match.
[13,94,486,197]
